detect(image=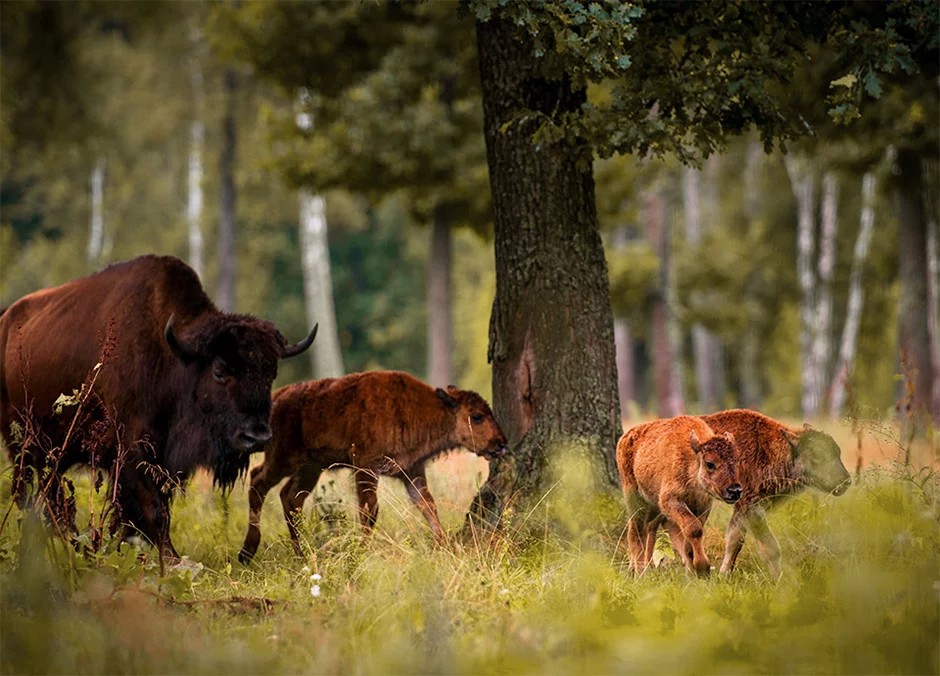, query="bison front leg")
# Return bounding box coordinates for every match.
[113,471,177,560]
[662,498,710,577]
[279,464,323,557]
[239,461,288,564]
[354,469,380,534]
[401,465,444,542]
